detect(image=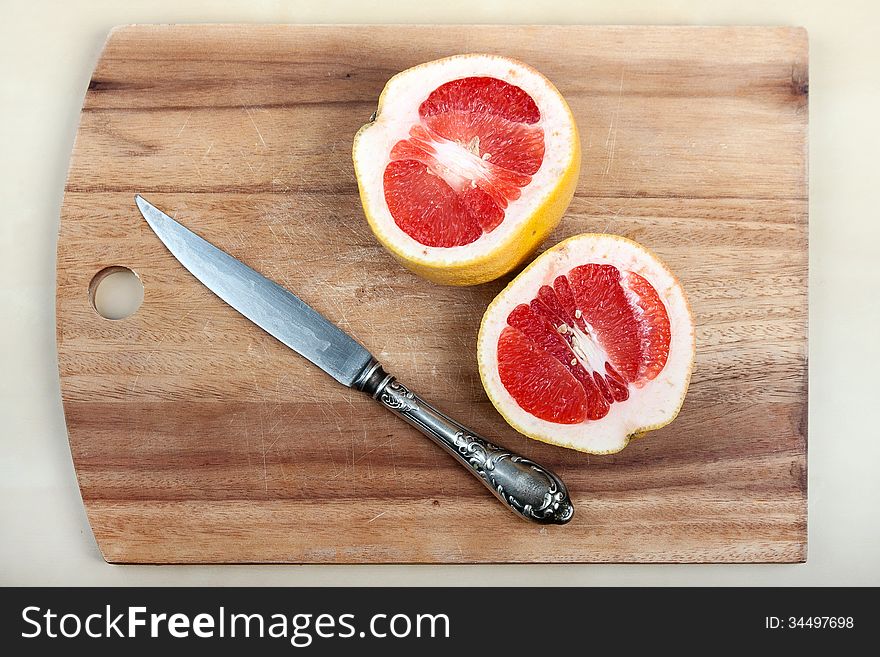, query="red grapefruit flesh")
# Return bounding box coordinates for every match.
[384,77,545,247]
[624,271,672,383]
[478,234,695,454]
[498,265,669,424]
[352,54,580,286]
[496,326,588,425]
